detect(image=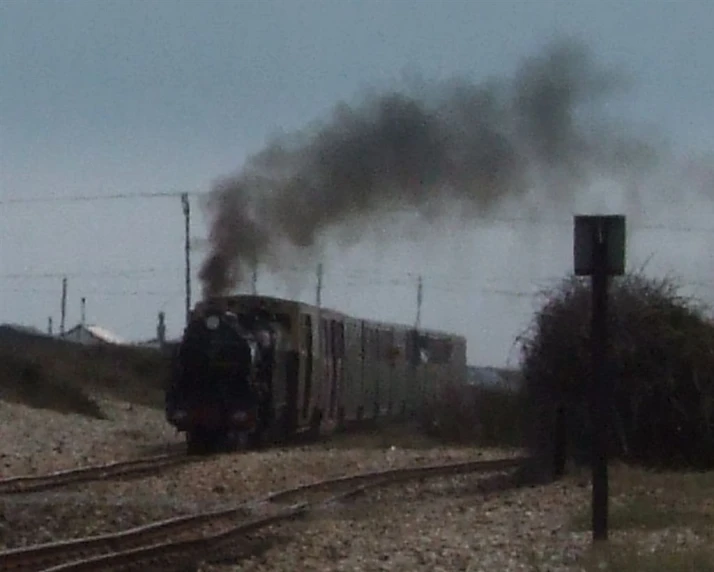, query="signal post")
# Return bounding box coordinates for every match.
[573,214,626,542]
